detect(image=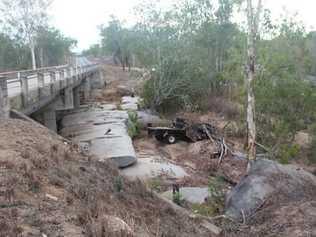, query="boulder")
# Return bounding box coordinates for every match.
[121,96,141,111]
[225,159,316,221]
[137,111,165,128]
[117,85,134,96]
[89,215,134,236]
[121,103,138,111]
